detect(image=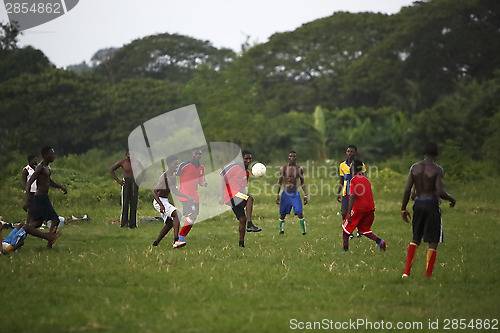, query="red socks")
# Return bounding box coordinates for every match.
[179,217,193,237]
[403,243,438,278]
[425,248,437,278]
[403,242,418,276]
